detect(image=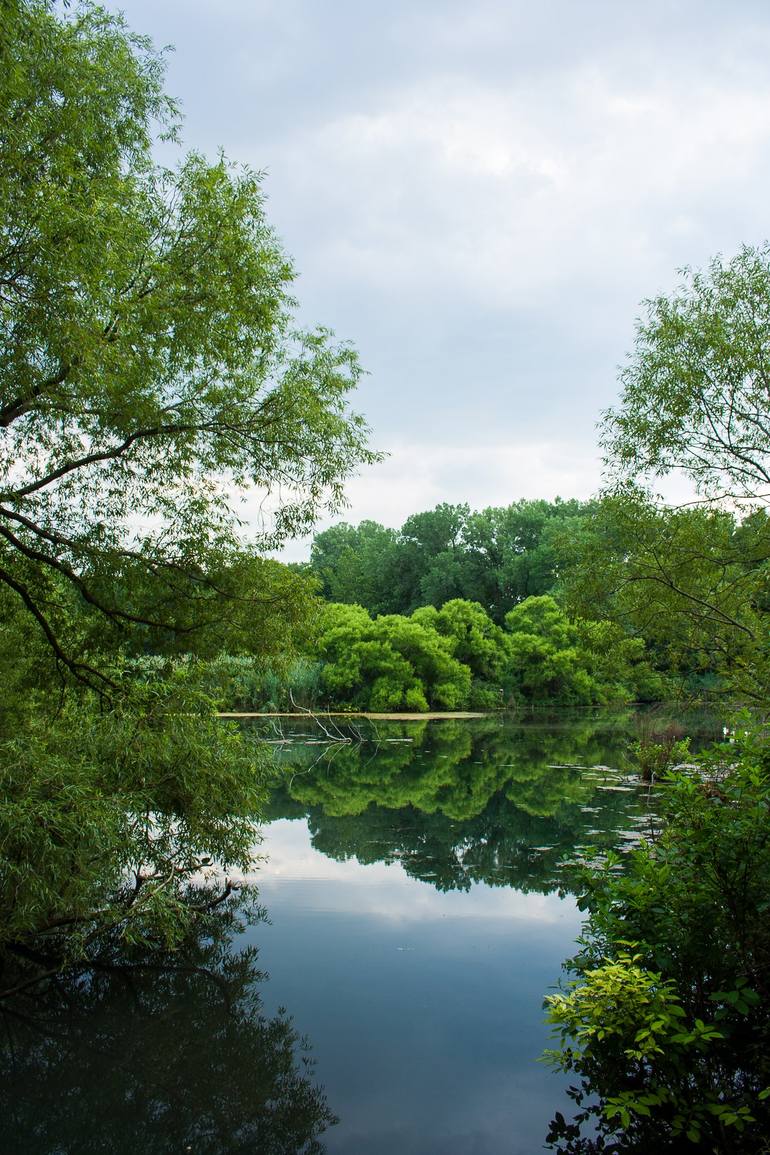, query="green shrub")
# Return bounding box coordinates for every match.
[544,727,770,1152]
